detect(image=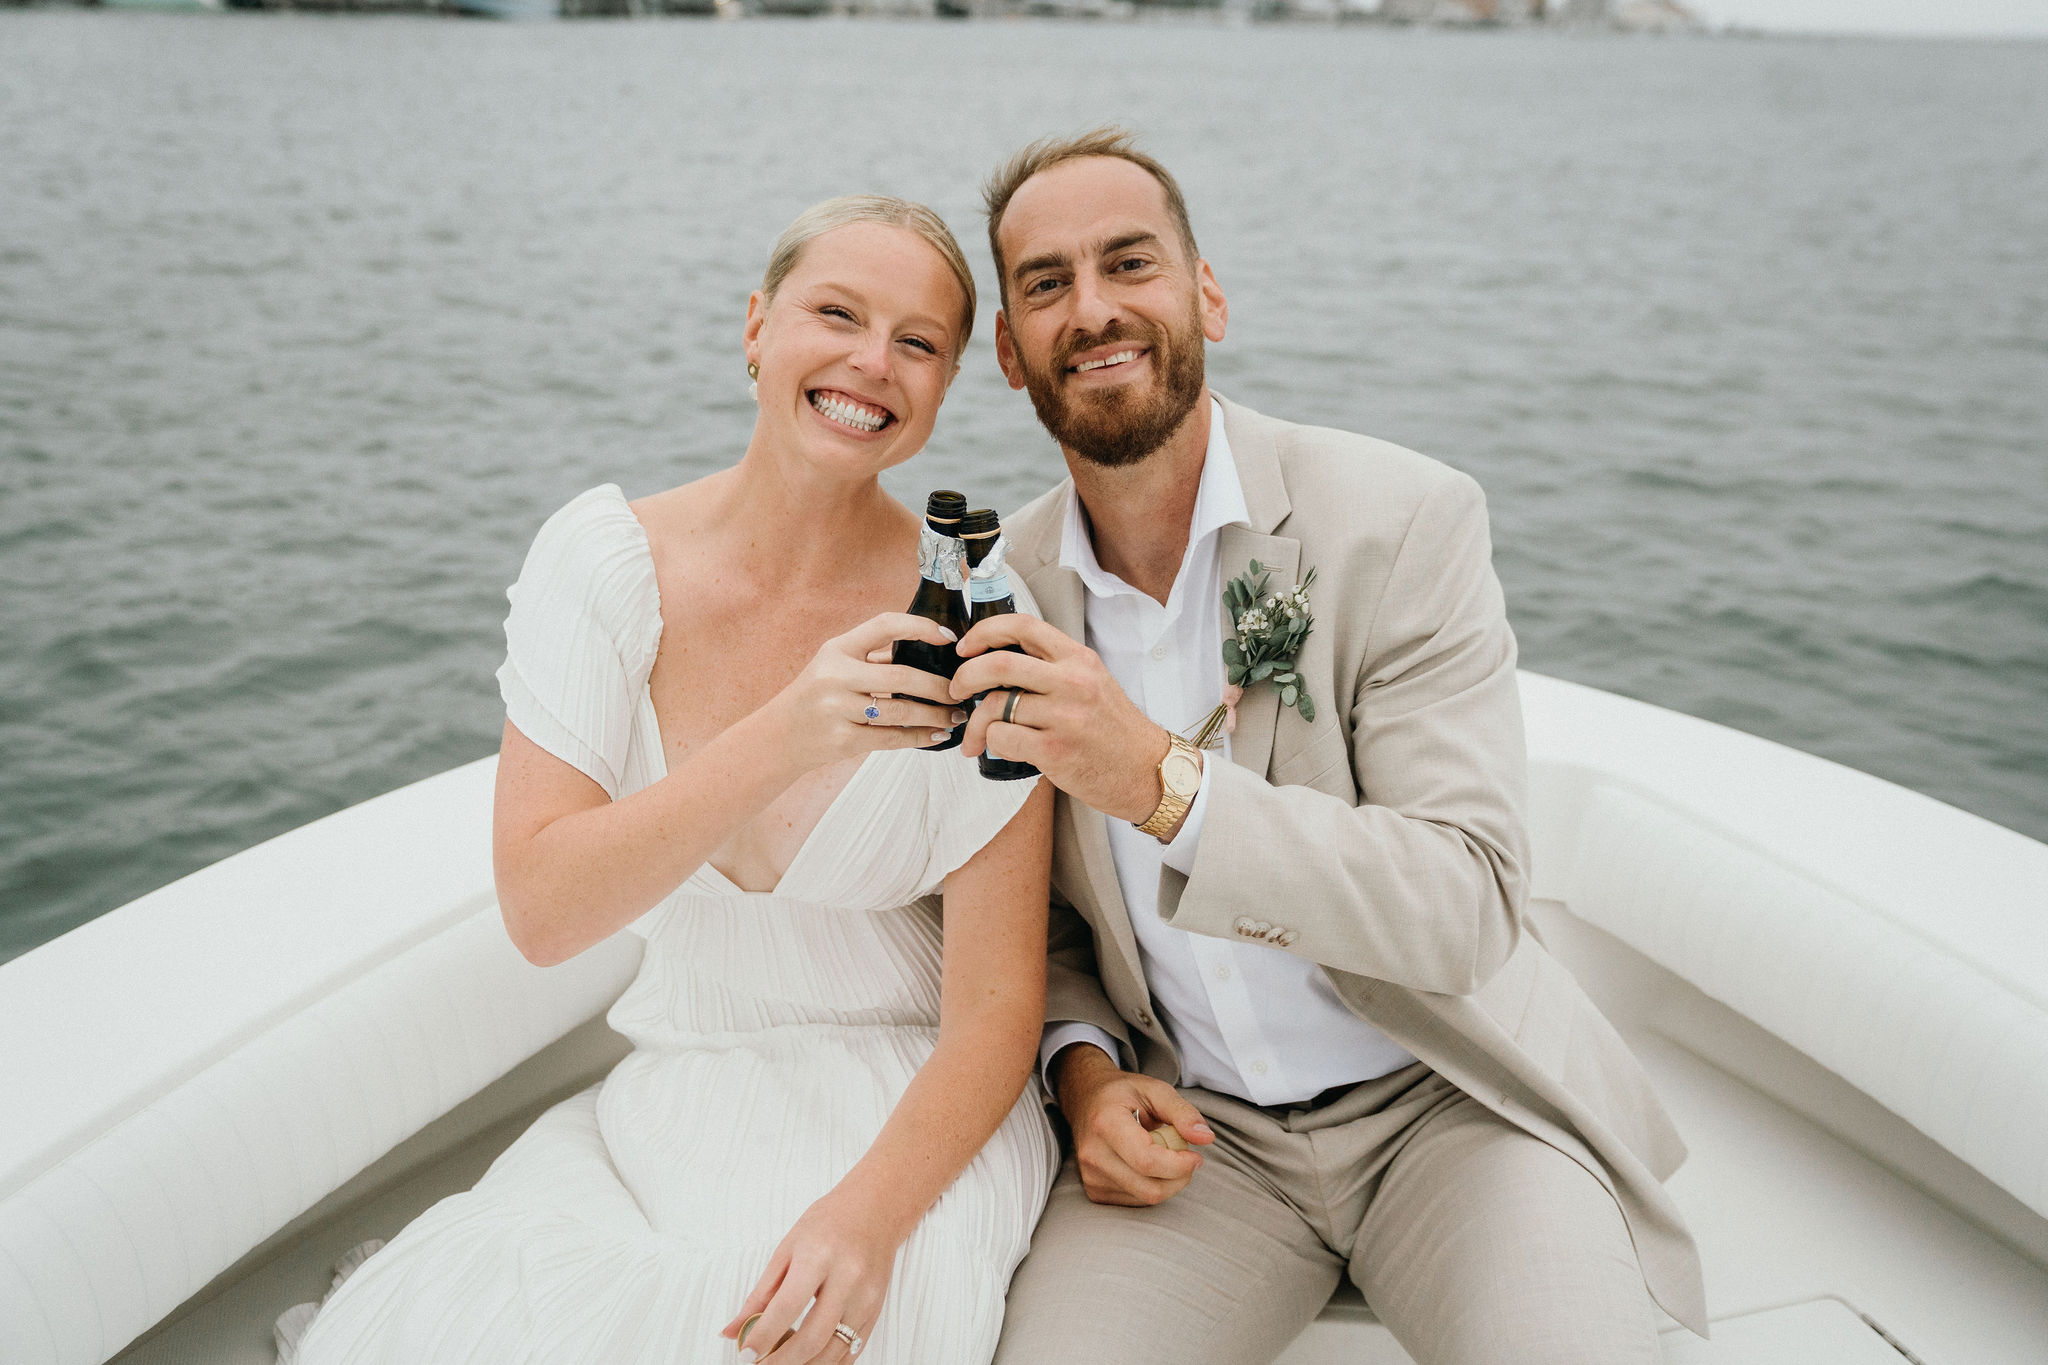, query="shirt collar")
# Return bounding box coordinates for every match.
[1058,397,1249,599]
